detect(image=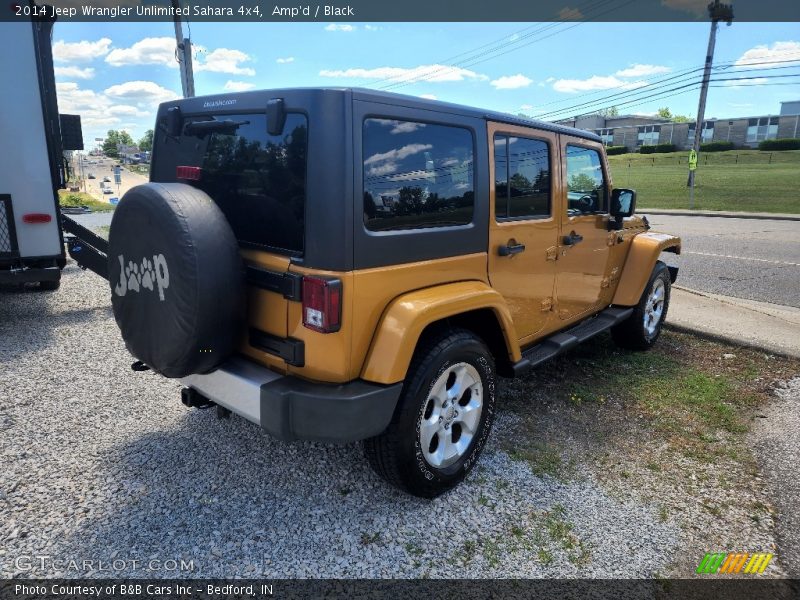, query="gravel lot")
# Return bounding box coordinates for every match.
[0,263,791,579]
